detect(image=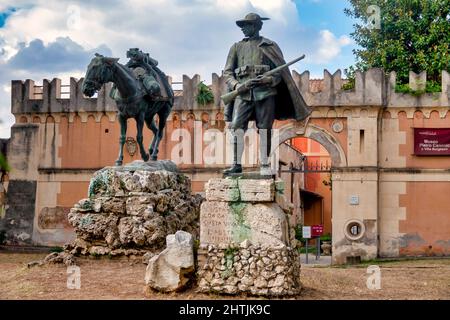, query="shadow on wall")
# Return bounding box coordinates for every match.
[0,138,9,179]
[0,138,9,223]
